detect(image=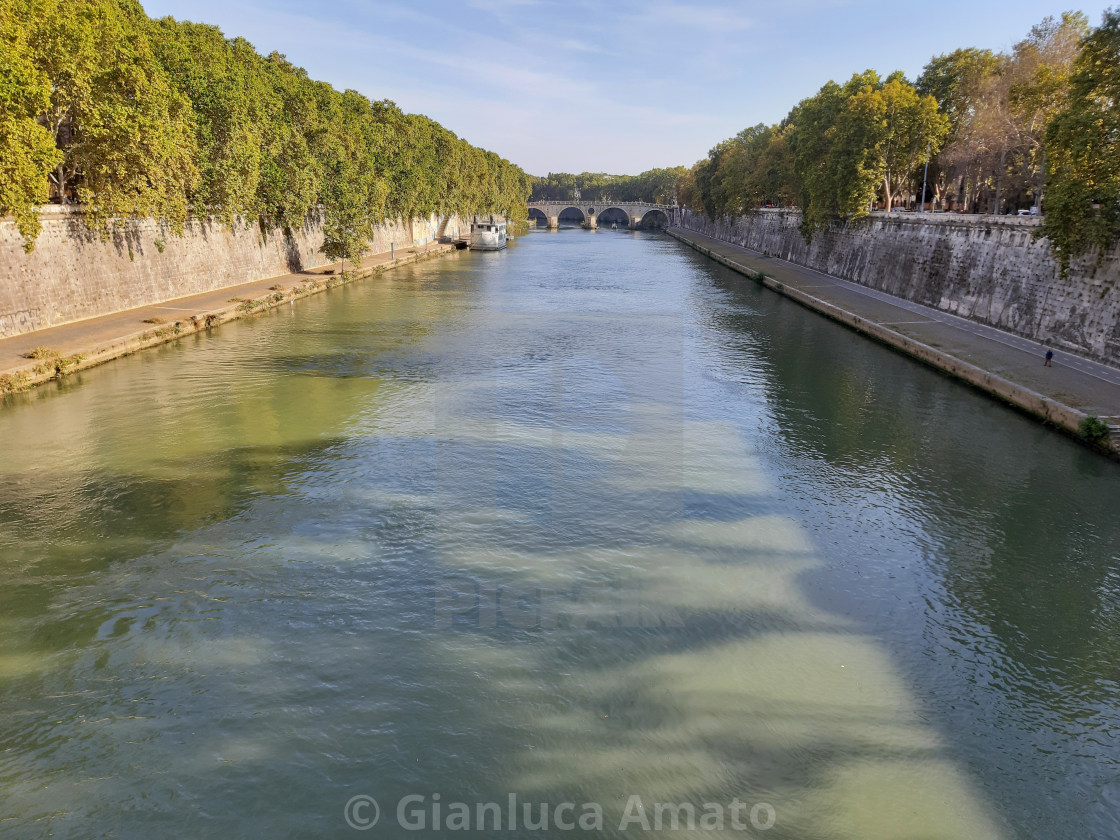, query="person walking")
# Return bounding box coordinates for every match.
[1044,348,1054,367]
